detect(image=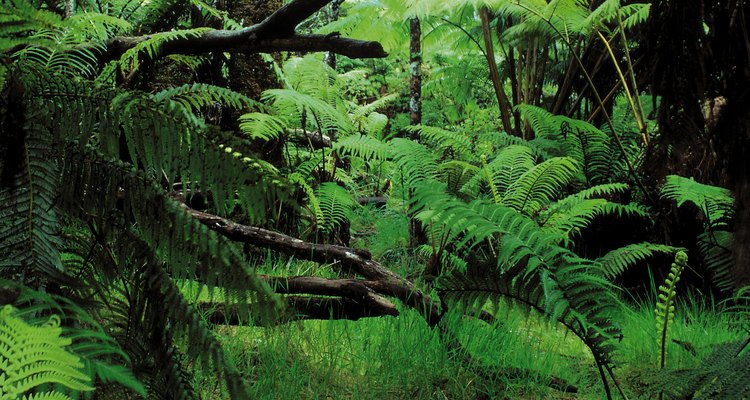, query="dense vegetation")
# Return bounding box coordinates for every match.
[1,0,748,399]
